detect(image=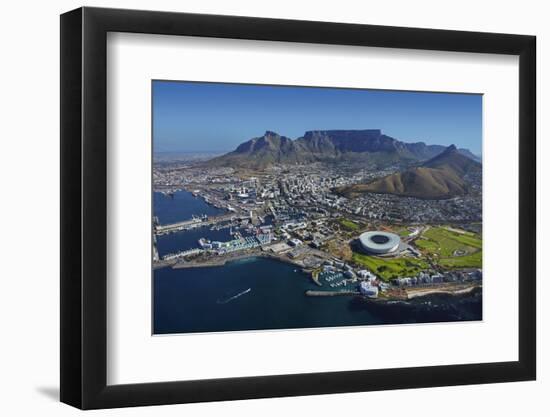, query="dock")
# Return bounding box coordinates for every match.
[154,213,243,235]
[305,290,360,297]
